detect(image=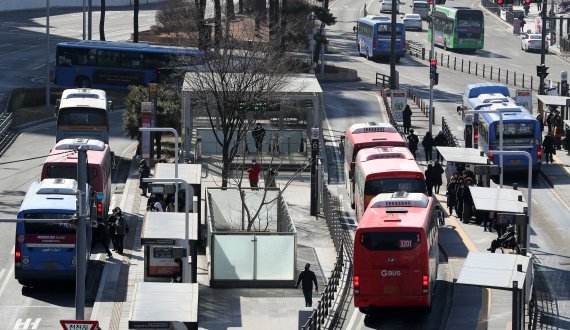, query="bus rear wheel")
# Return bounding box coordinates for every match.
[75,76,91,88]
